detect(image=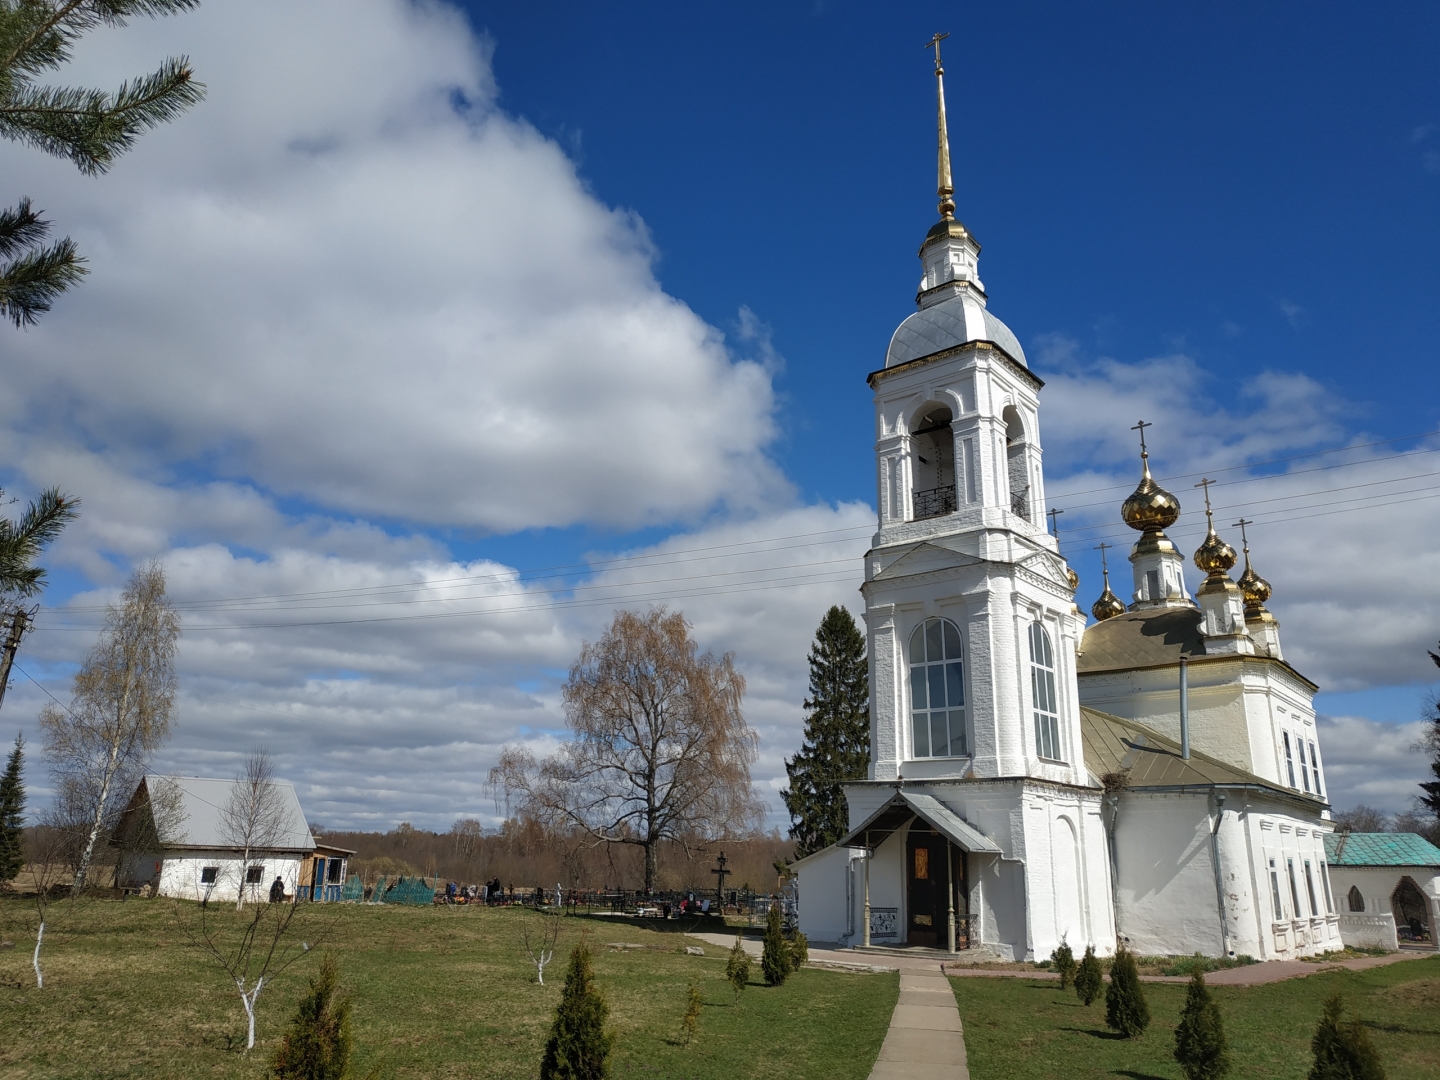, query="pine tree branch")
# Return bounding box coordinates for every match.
[0,486,80,595]
[0,229,86,326]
